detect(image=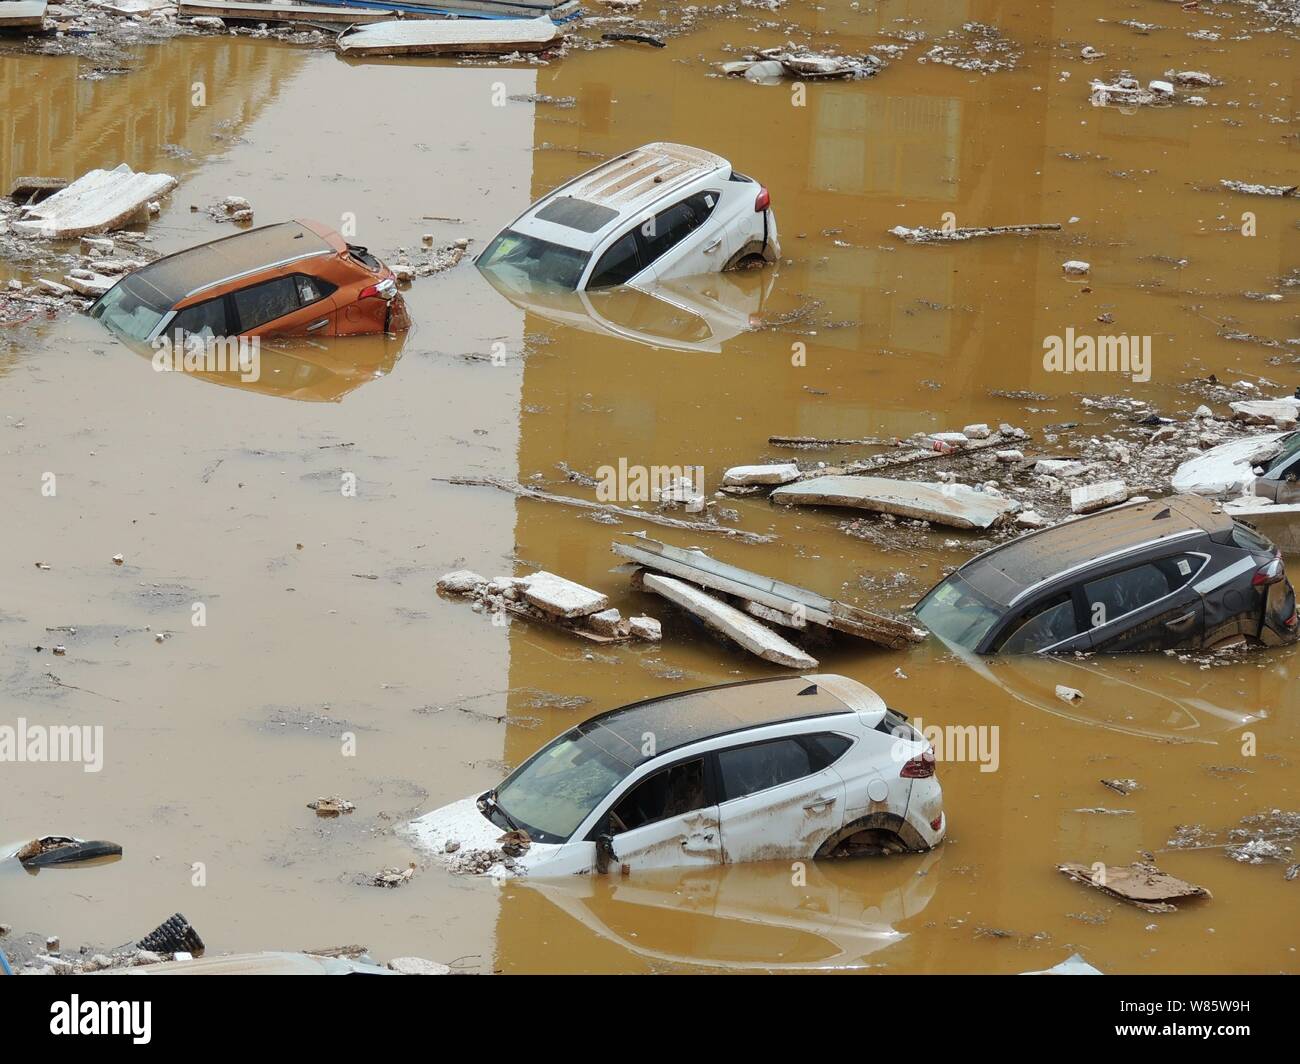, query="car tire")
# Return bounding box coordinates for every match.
[814,812,929,859]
